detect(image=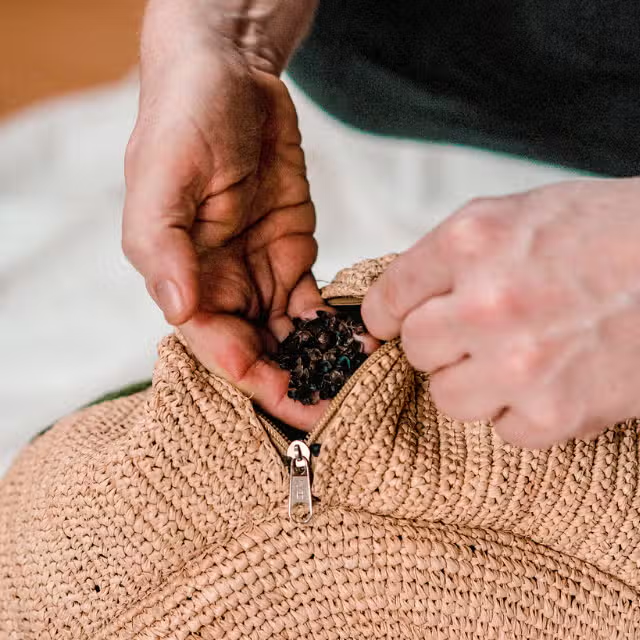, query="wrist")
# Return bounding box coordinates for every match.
[143,0,318,75]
